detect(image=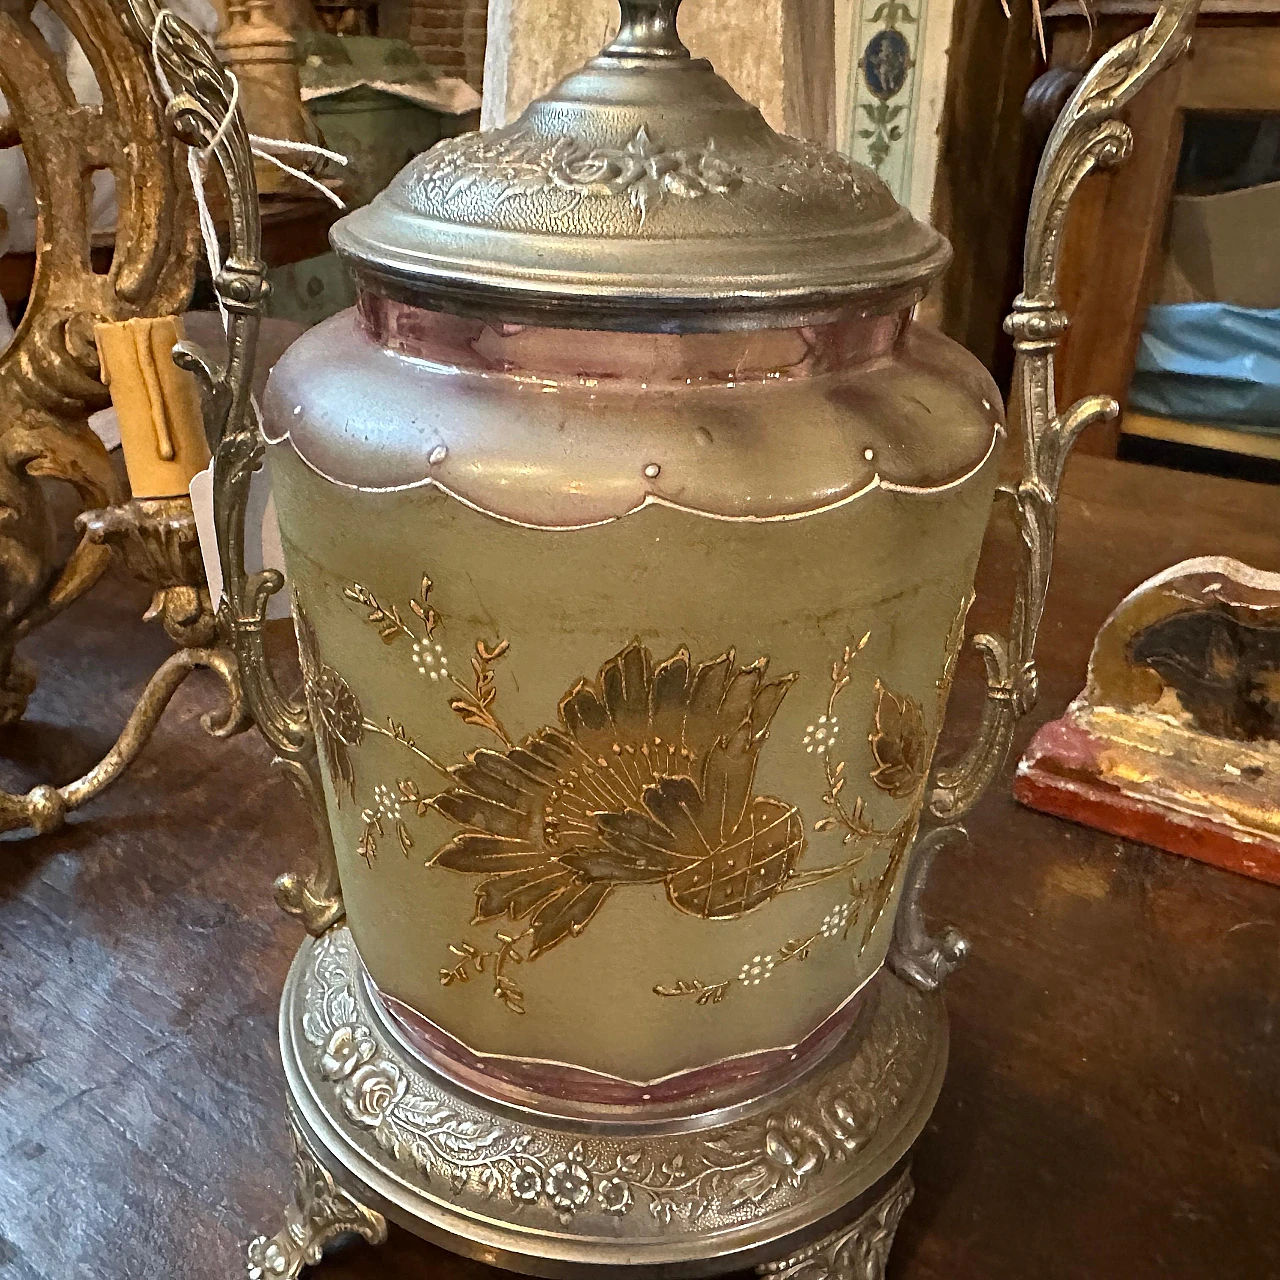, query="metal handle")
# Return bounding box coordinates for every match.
[128,0,344,935]
[887,0,1201,991]
[929,0,1199,823]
